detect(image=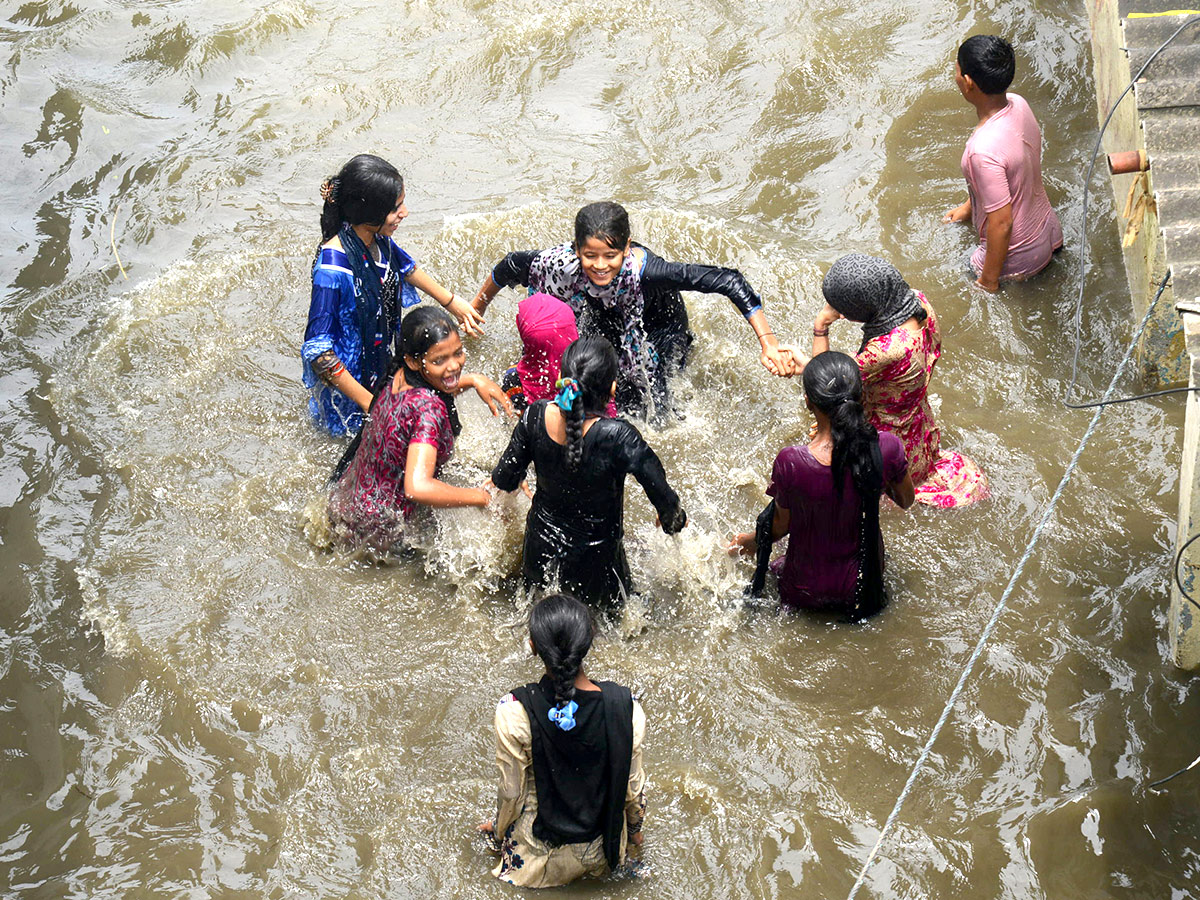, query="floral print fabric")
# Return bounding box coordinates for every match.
[528,242,656,400]
[855,294,989,508]
[326,386,455,551]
